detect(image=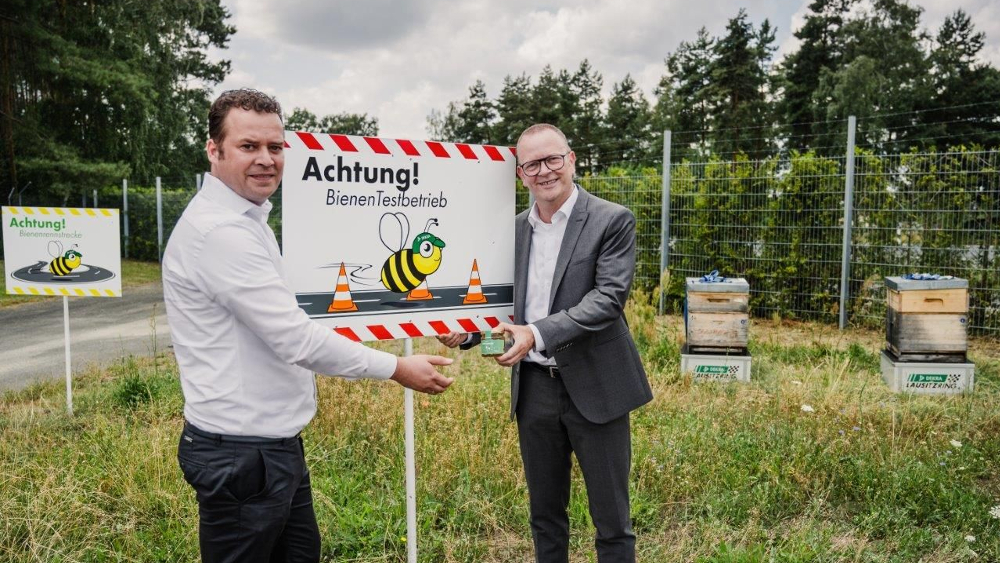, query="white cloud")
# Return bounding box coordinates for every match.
[211,0,999,139]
